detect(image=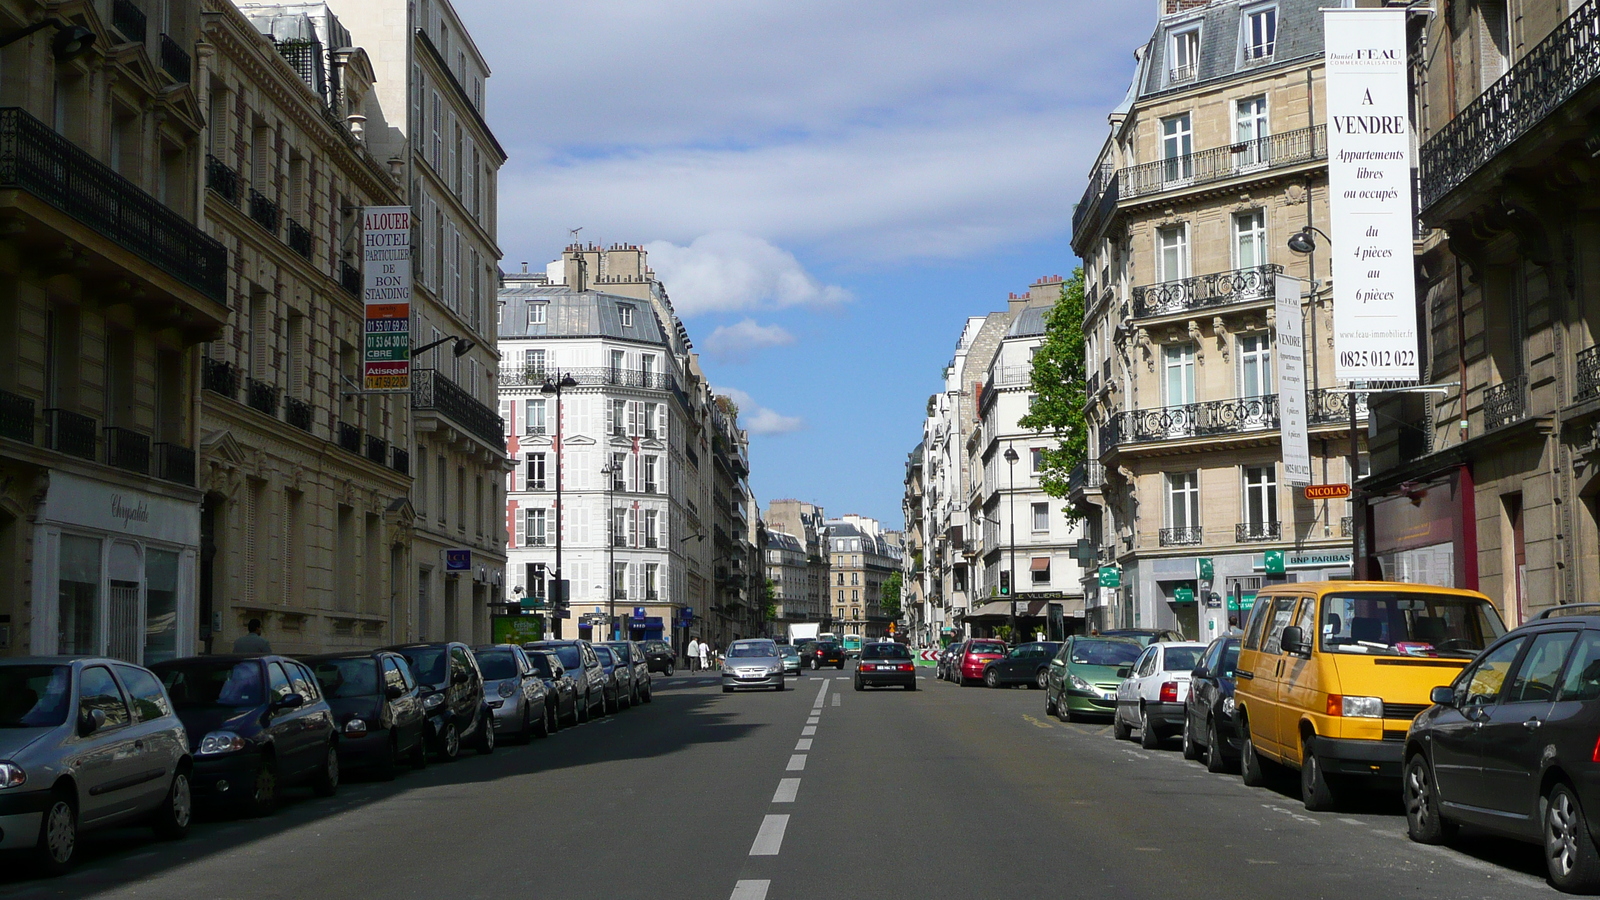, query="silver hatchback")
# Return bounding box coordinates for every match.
[0,657,193,874]
[721,640,787,693]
